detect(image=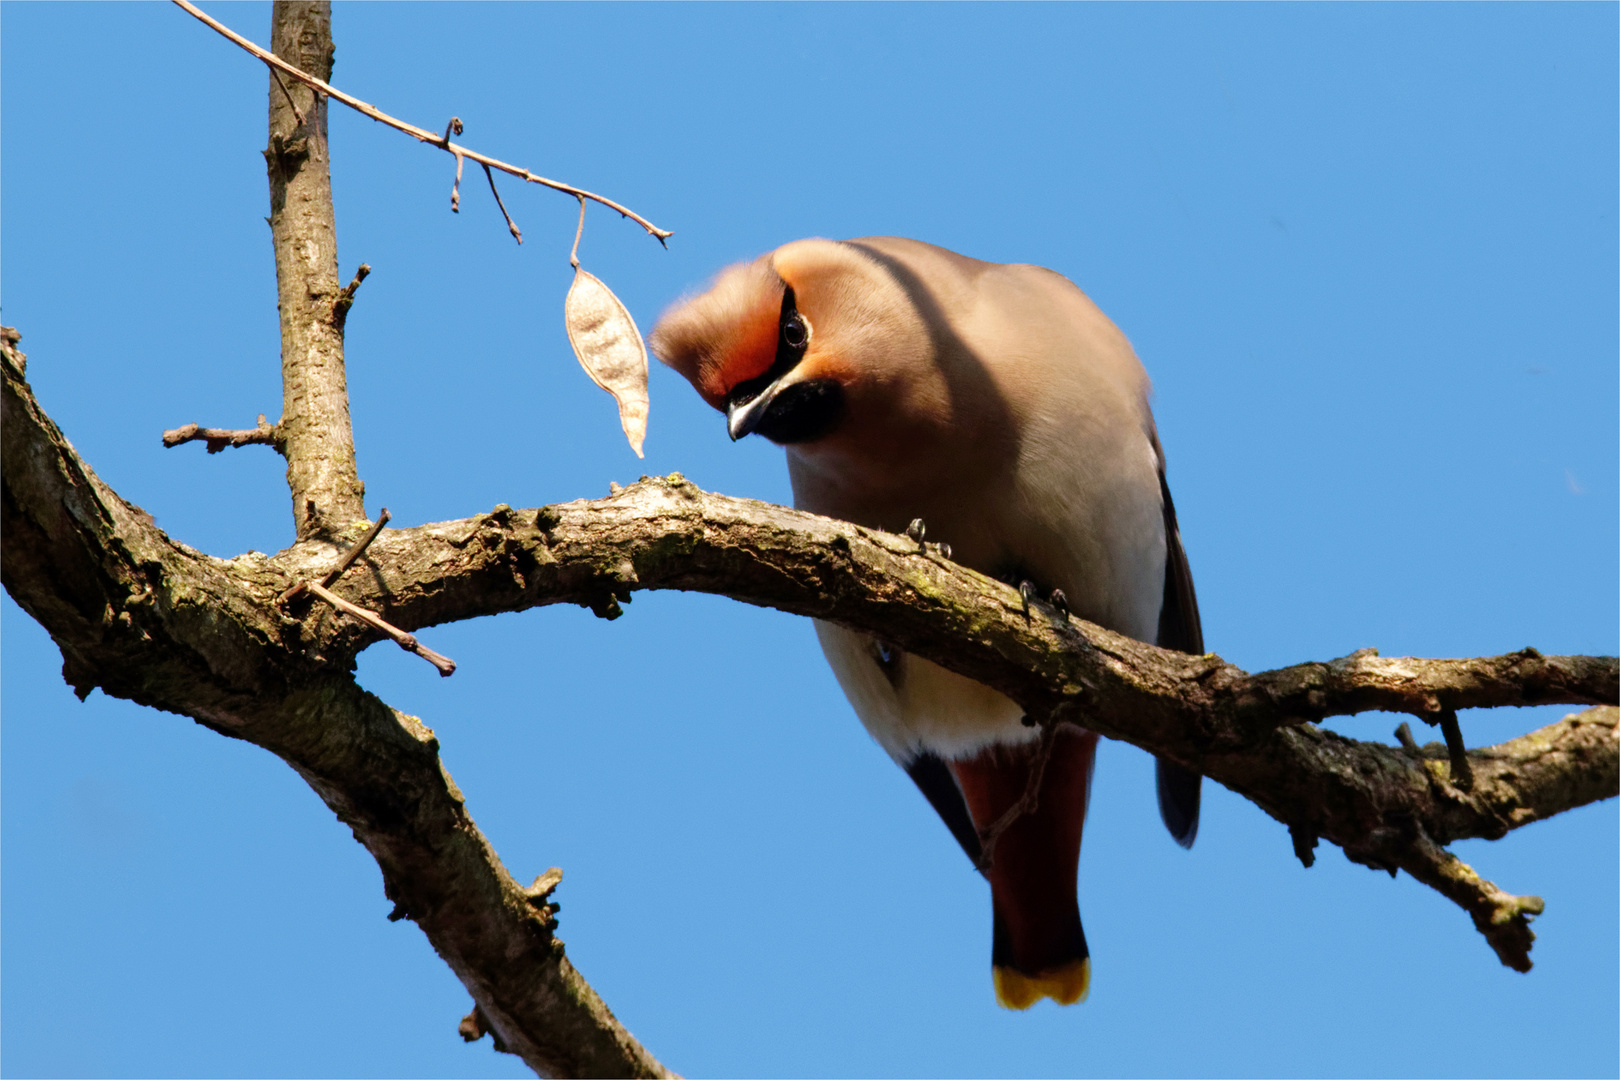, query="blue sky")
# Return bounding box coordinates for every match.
[3,4,1615,1077]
